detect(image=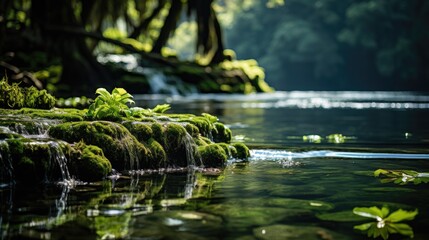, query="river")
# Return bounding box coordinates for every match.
[1,91,429,239]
